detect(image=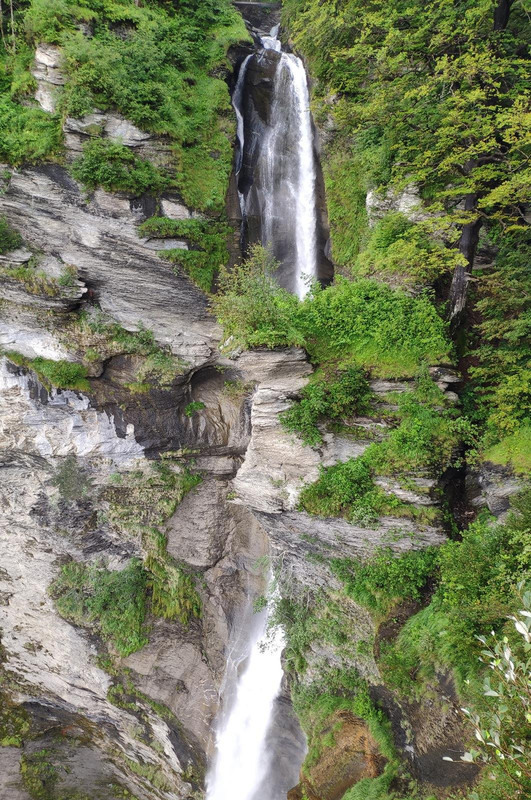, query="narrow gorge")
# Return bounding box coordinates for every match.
[0,2,529,800]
